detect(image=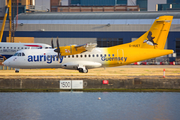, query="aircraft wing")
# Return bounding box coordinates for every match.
[54,42,97,56]
[74,43,97,52]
